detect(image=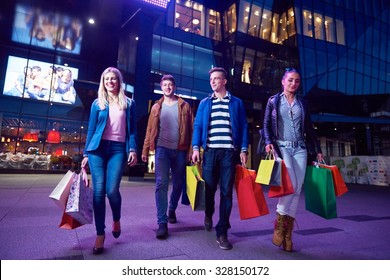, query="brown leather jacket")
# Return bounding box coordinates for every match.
[142,96,194,157]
